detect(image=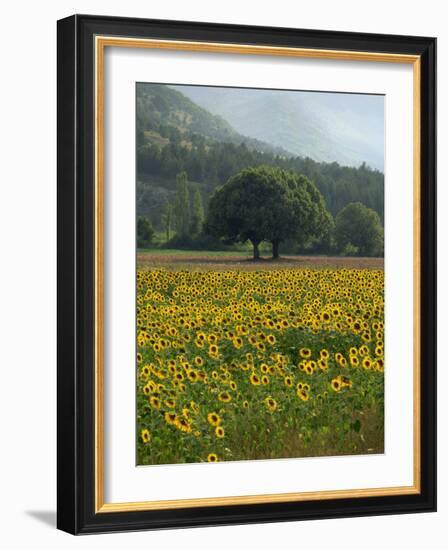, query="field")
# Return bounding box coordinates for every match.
[138,250,384,271]
[136,253,384,465]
